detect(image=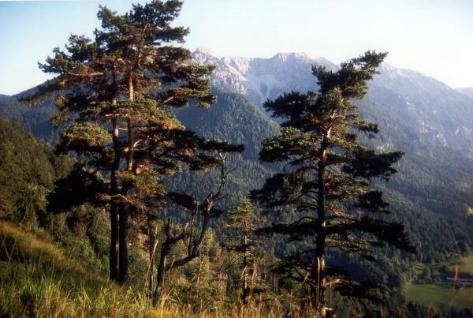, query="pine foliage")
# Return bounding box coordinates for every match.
[251,51,414,313]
